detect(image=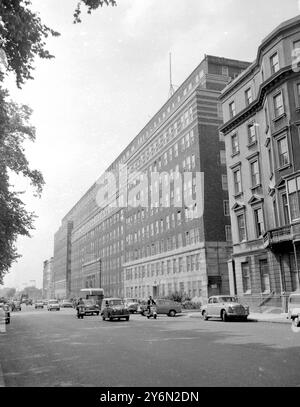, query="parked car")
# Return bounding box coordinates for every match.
[60,299,73,308]
[47,299,60,311]
[0,302,10,324]
[82,299,100,315]
[287,291,300,326]
[34,300,44,309]
[201,295,249,321]
[140,298,182,317]
[101,298,130,321]
[124,298,140,313]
